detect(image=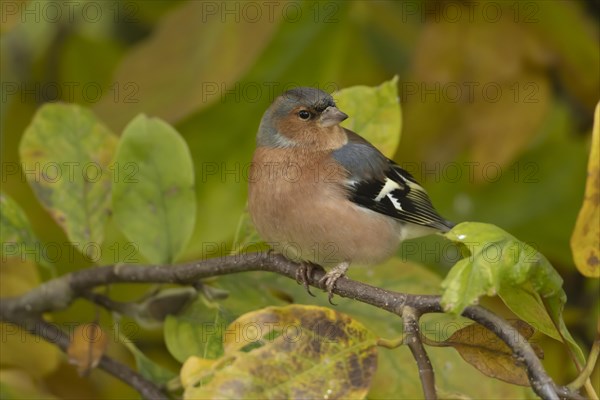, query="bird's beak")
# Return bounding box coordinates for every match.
[319,106,348,127]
